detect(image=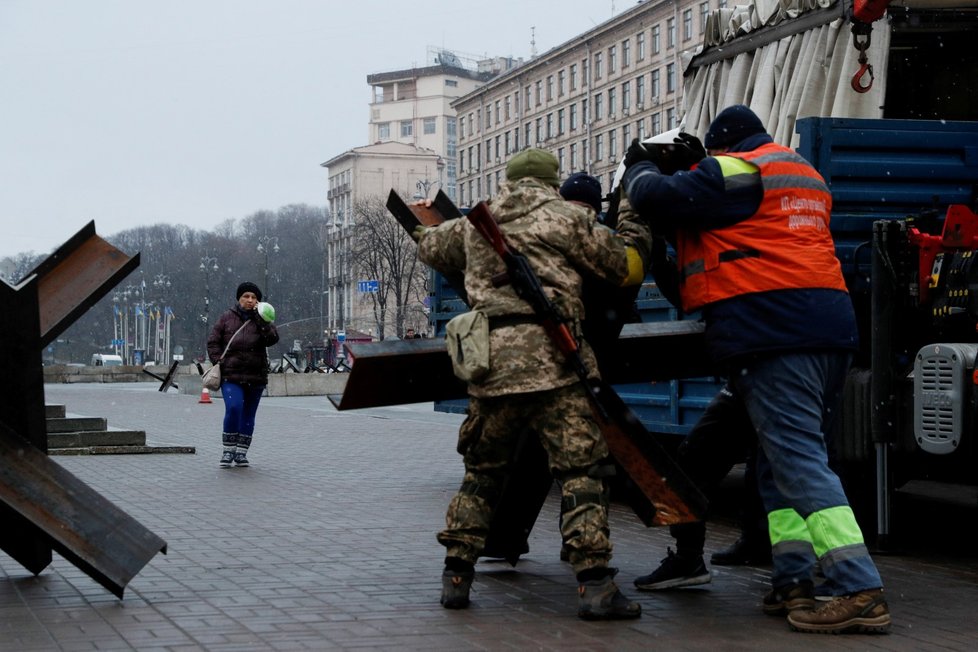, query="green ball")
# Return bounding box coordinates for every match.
[256,302,276,323]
